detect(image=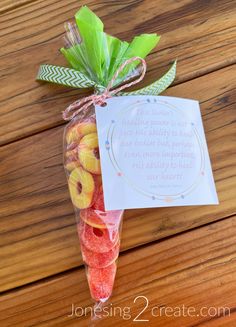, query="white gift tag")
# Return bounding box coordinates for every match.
[95,96,218,210]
